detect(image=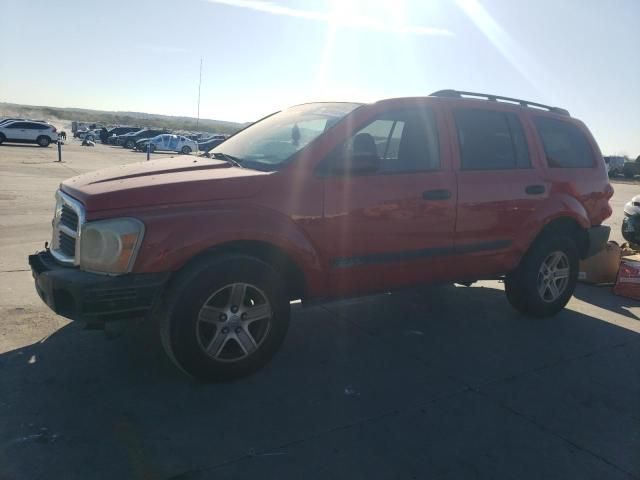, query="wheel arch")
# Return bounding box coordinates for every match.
[174,240,308,301]
[535,216,589,259]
